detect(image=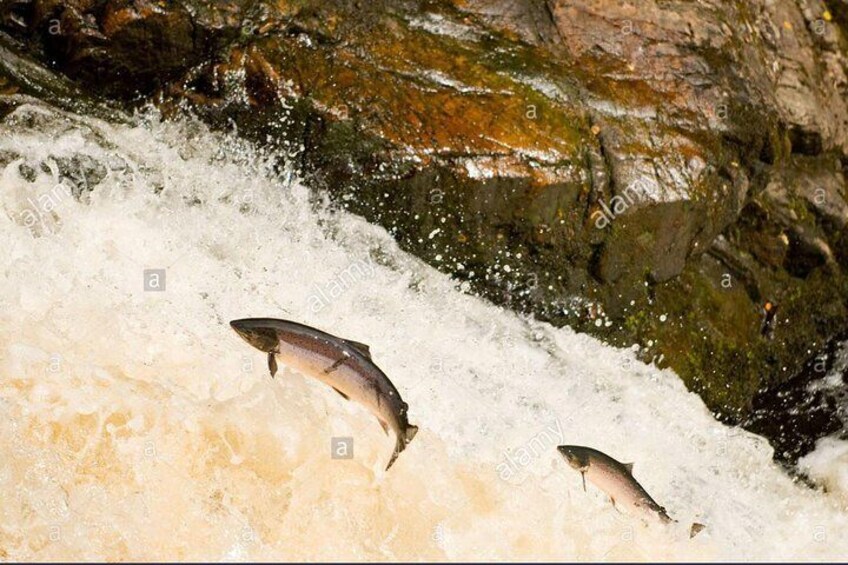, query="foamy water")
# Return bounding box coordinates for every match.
[1,99,847,561]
